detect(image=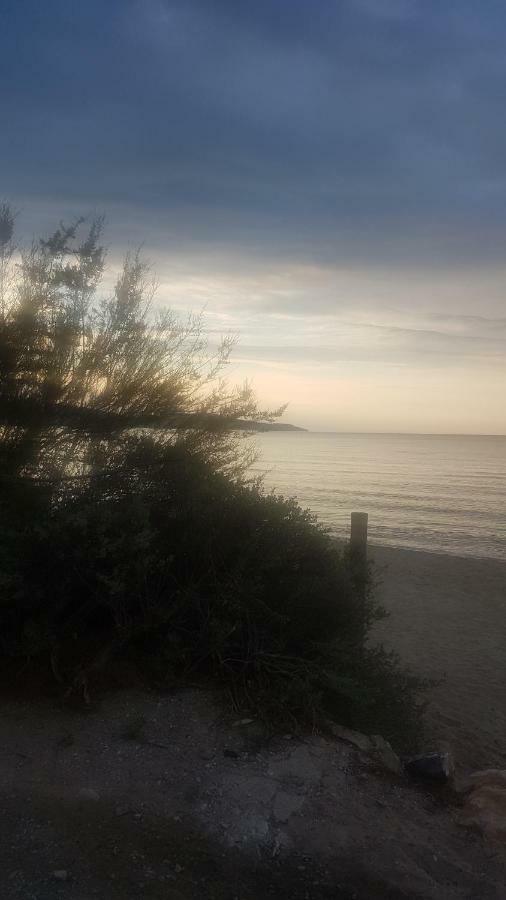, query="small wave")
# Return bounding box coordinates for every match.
[254,433,506,560]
